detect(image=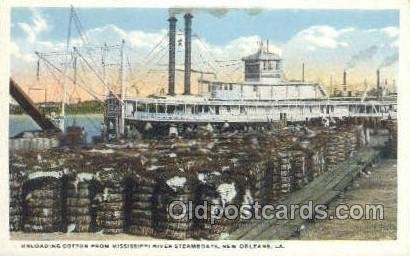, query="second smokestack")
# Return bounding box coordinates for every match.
[184,13,193,95]
[168,16,177,96]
